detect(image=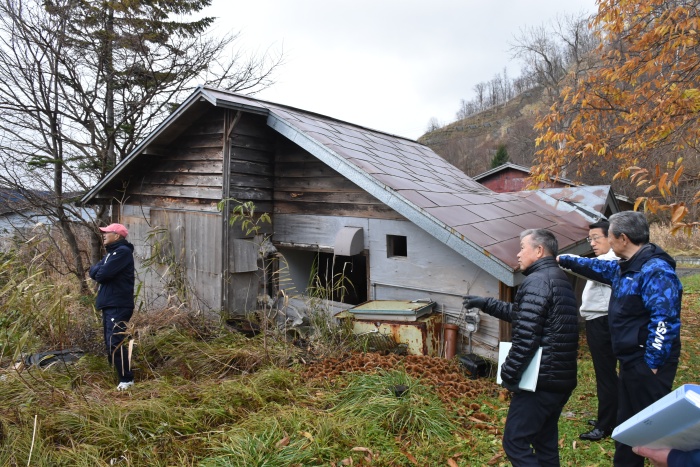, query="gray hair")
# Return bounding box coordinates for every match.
[520,228,558,257]
[609,211,649,245]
